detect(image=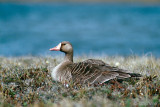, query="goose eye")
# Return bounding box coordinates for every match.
[61,44,66,46]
